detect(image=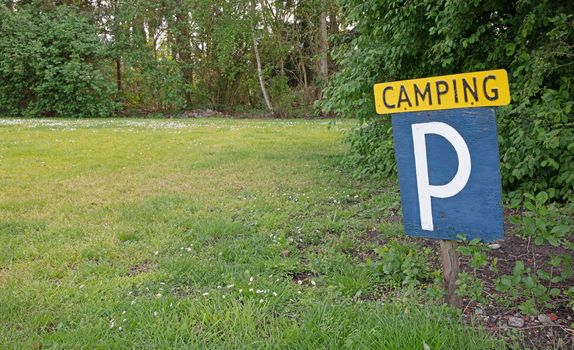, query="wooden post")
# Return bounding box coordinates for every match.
[439,240,462,308]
